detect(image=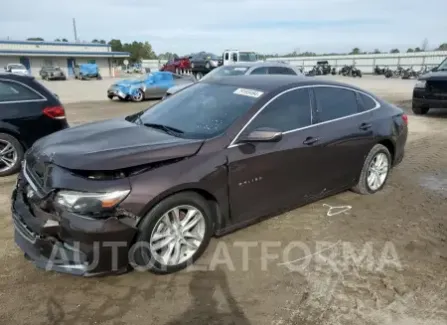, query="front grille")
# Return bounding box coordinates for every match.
[427,81,447,93]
